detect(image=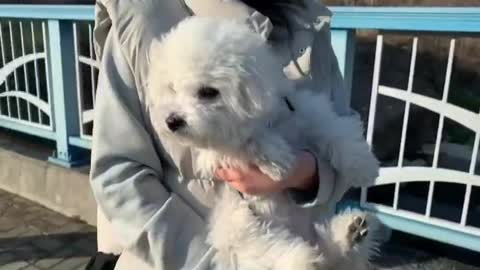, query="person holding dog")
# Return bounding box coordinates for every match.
[89,0,362,269]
